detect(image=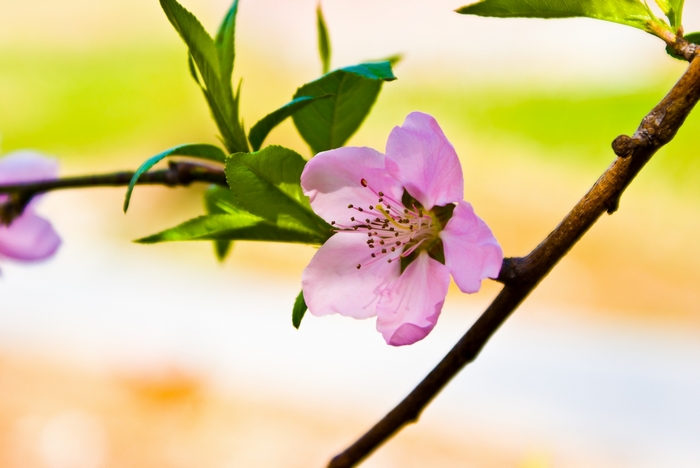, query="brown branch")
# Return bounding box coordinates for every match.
[328,56,700,468]
[0,161,227,224]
